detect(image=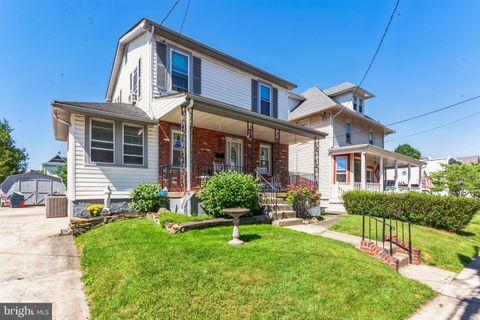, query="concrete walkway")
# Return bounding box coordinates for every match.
[285,222,456,292]
[0,206,89,320]
[410,255,480,320]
